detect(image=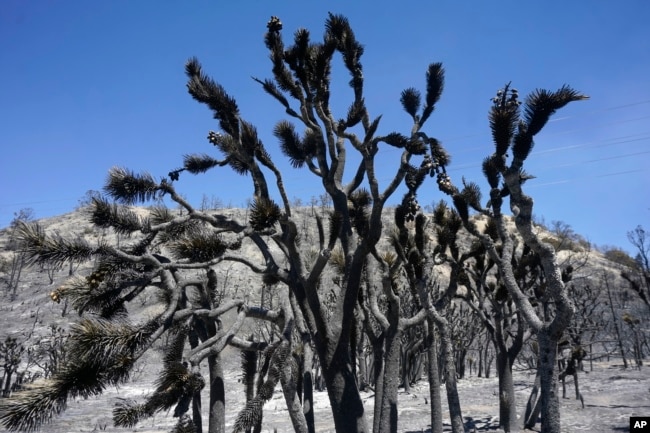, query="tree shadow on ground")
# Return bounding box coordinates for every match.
[404,415,502,433]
